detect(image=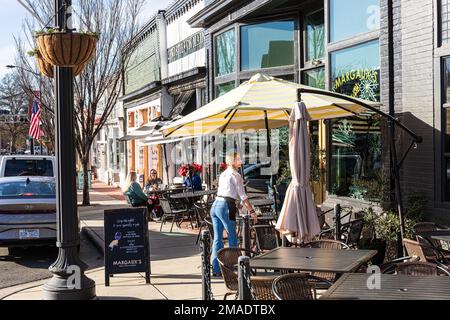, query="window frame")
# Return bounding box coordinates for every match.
[325,0,381,197]
[212,14,300,98]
